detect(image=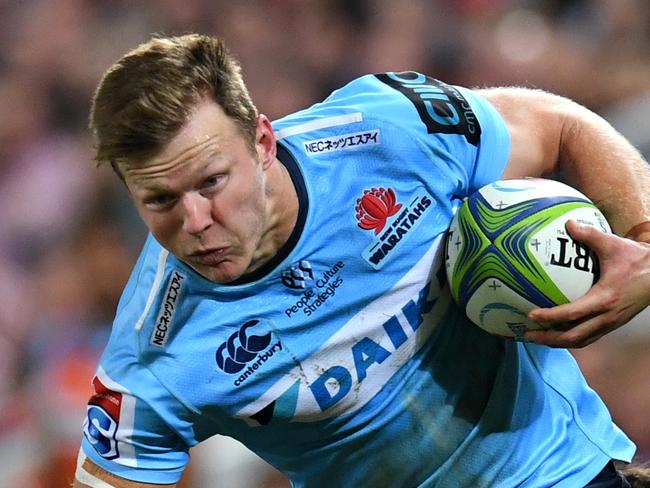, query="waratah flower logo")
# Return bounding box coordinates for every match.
[355,187,403,234]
